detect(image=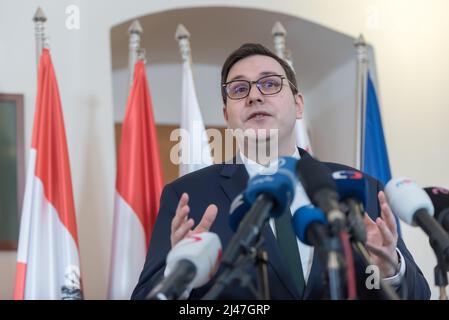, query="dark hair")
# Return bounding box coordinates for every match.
[221,43,298,104]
